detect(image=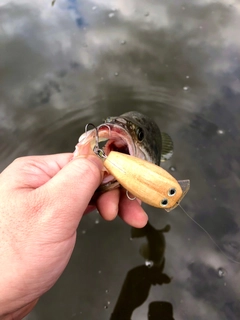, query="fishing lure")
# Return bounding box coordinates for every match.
[102,151,189,211]
[89,124,190,211]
